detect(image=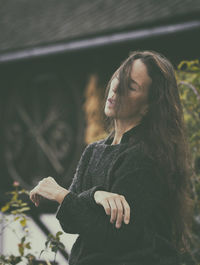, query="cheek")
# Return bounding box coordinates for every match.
[127,95,148,112]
